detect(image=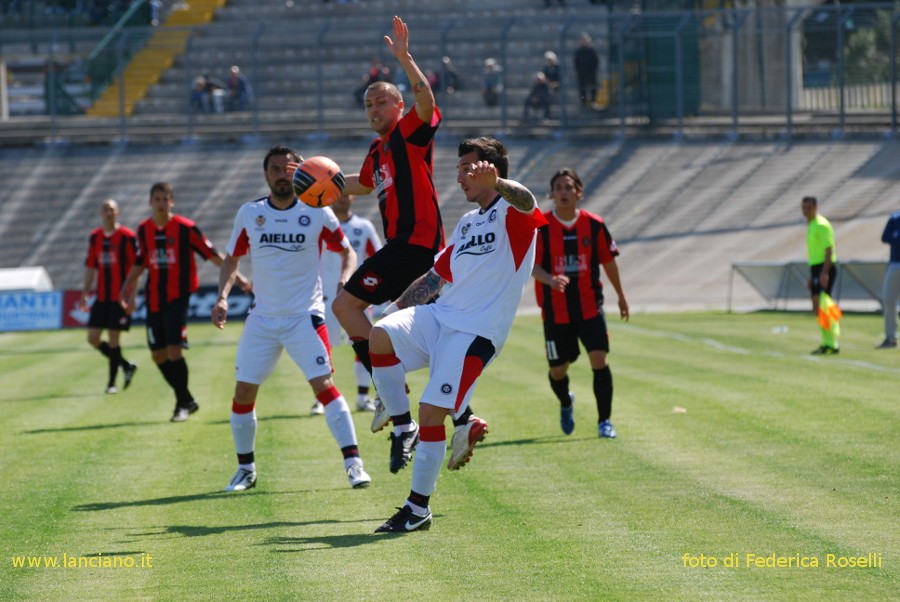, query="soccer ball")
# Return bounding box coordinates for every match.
[292,156,346,208]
